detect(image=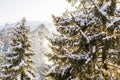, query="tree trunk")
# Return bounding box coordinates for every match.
[21,72,24,80]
